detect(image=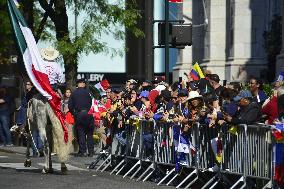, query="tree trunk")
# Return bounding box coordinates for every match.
[64,54,78,89]
[22,0,34,32]
[53,0,77,88]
